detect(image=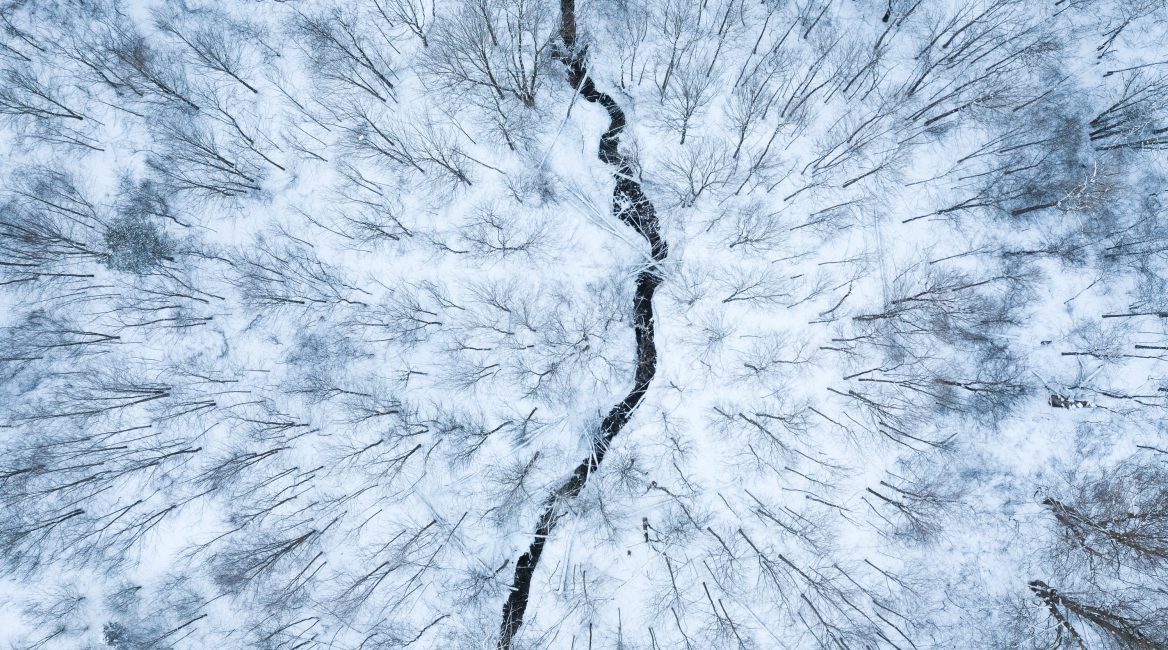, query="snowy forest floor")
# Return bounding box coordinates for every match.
[1,0,1168,648]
